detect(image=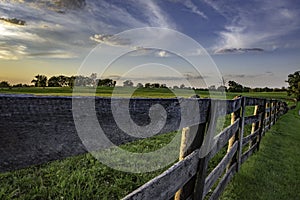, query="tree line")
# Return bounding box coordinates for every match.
[0,71,299,100]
